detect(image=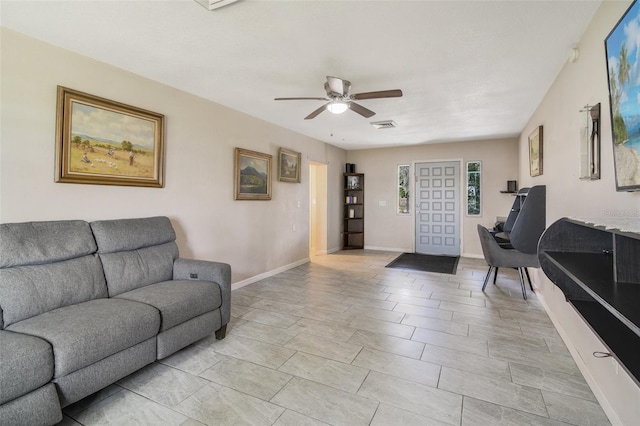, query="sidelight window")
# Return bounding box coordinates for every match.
[467,161,481,216]
[398,165,410,214]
